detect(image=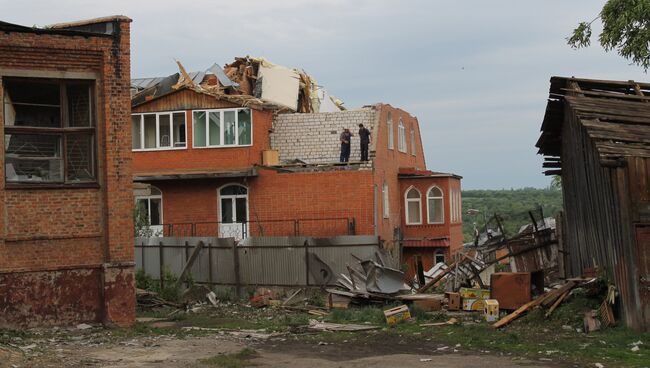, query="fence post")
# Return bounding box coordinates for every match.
[140,241,145,274]
[158,241,164,289]
[184,241,190,287]
[304,240,310,286]
[294,220,299,236]
[232,240,241,298]
[208,242,213,288]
